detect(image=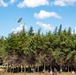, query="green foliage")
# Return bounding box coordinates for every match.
[0,25,76,71]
